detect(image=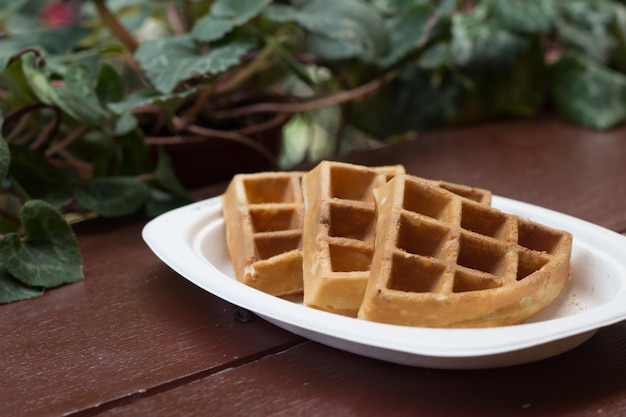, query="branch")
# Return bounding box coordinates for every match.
[214,38,279,95]
[213,69,398,119]
[165,1,186,34]
[93,0,139,53]
[185,124,278,168]
[4,104,62,146]
[45,123,89,157]
[48,157,93,179]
